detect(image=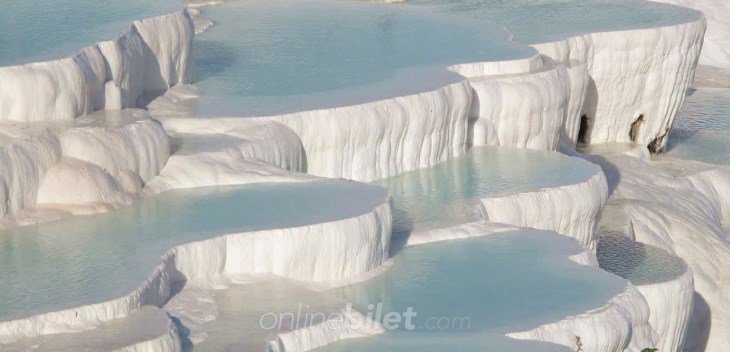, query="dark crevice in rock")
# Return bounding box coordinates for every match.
[629,114,644,143]
[578,114,589,144]
[648,128,670,153]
